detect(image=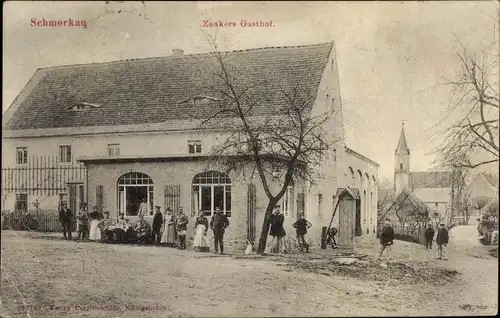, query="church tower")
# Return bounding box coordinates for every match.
[394,123,410,194]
